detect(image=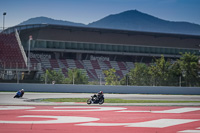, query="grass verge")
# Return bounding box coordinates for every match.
[41,98,200,103]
